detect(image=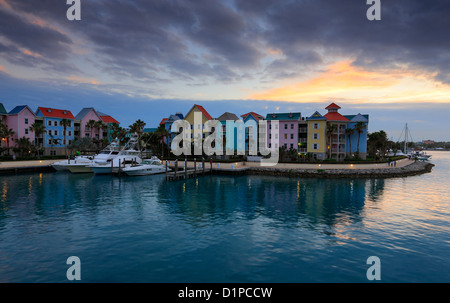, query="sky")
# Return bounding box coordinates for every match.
[0,0,449,141]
